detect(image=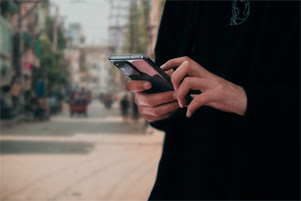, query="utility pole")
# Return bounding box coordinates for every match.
[108,0,130,53]
[129,0,137,53]
[16,1,39,81]
[53,5,58,51]
[14,1,39,115]
[16,1,23,81]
